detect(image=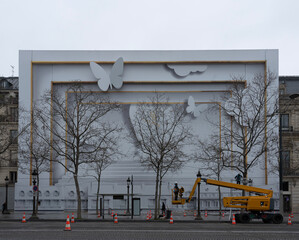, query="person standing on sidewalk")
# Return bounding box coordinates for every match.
[2,202,7,214]
[161,202,166,215]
